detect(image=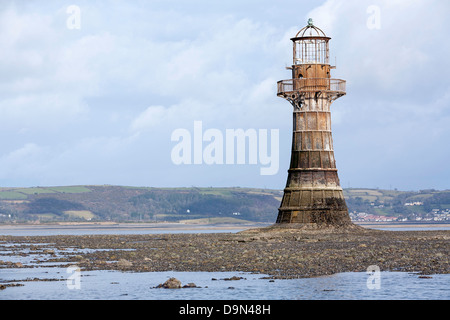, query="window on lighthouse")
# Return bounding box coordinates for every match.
[295,39,328,65]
